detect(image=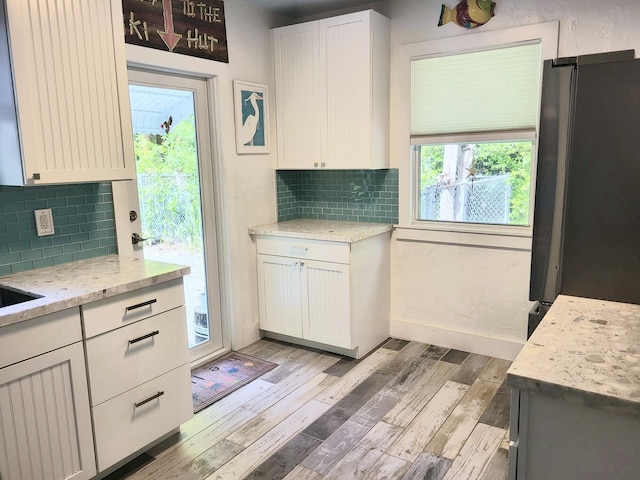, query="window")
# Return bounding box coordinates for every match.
[414,138,534,226]
[410,42,542,230]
